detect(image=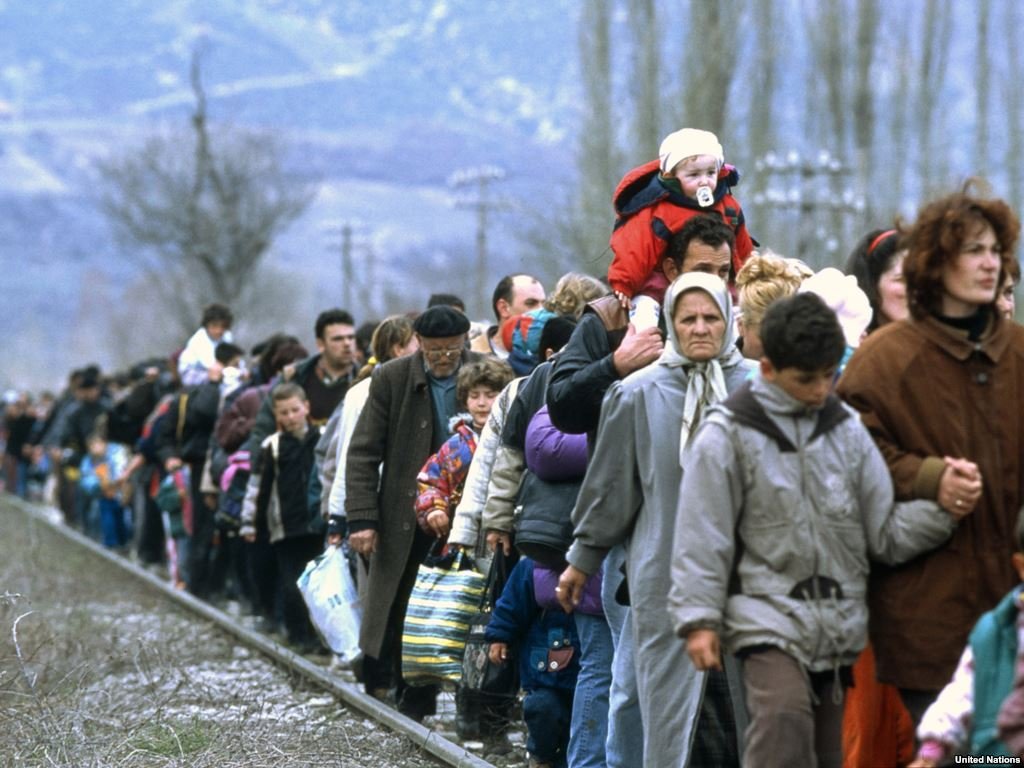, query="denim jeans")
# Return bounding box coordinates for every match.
[524,686,574,767]
[569,612,612,767]
[602,544,644,768]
